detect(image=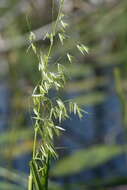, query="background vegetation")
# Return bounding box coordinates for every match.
[1,0,127,189]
